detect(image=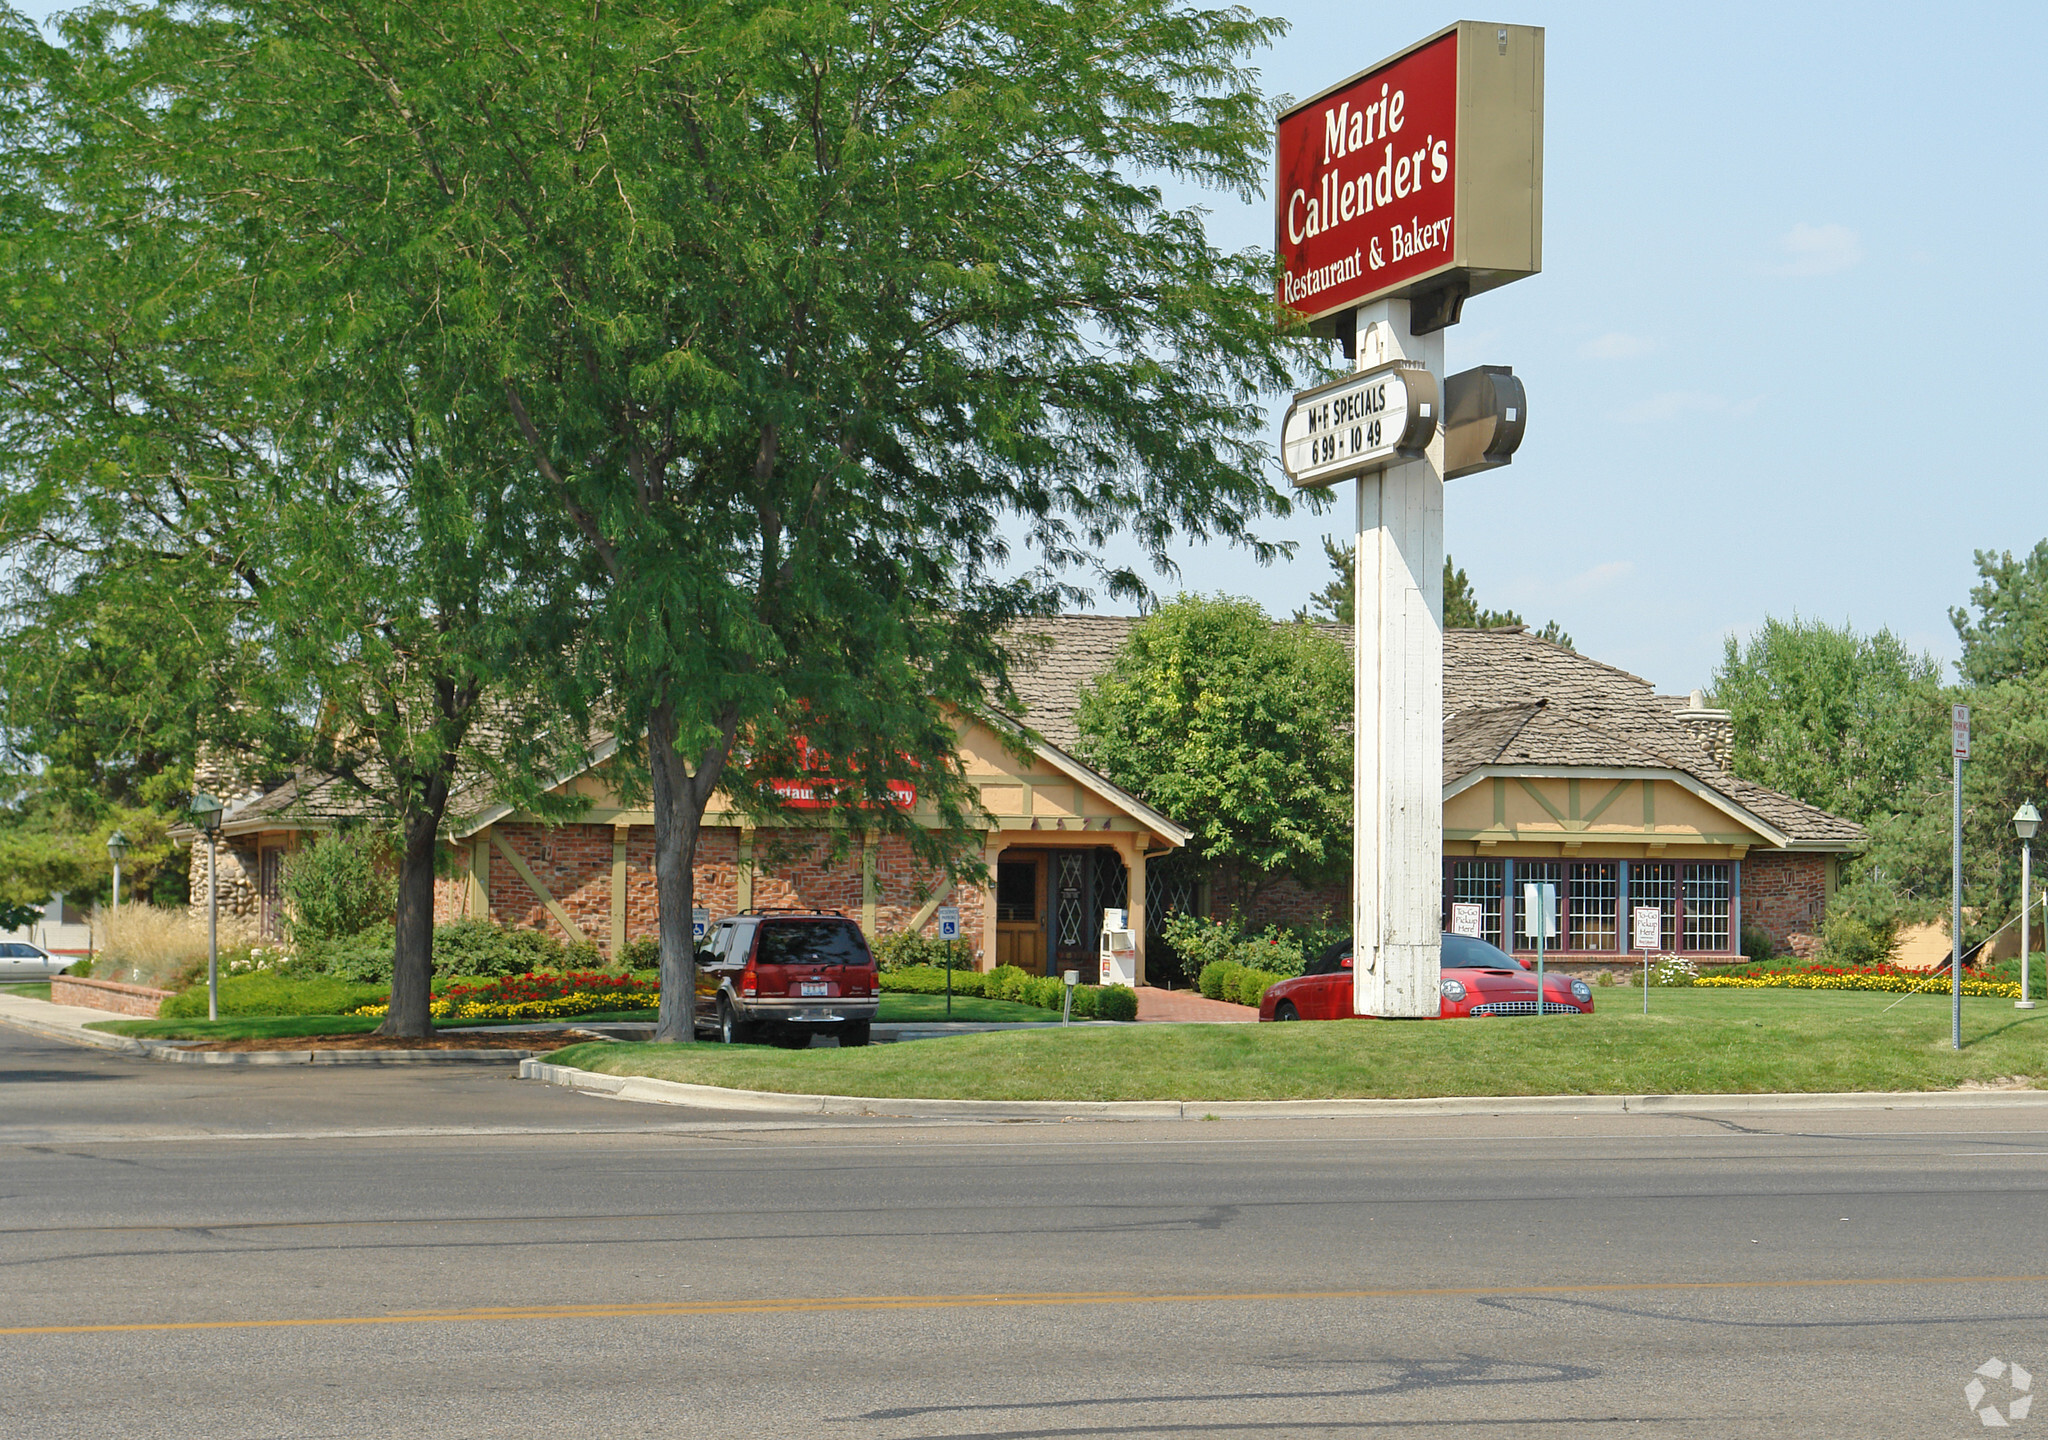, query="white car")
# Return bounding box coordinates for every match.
[0,941,71,982]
